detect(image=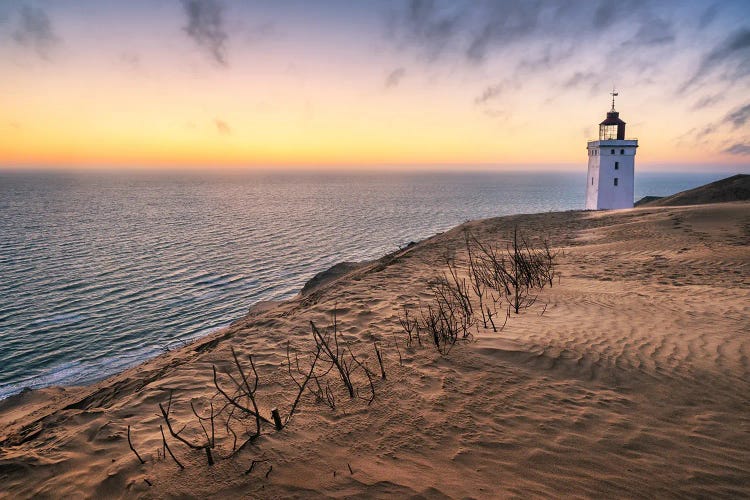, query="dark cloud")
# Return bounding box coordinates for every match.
[592,1,628,30]
[214,119,231,135]
[465,2,544,63]
[725,103,750,129]
[698,3,720,29]
[388,0,655,65]
[695,124,716,140]
[627,17,675,46]
[687,102,750,141]
[562,71,598,89]
[12,4,59,59]
[682,27,750,91]
[385,67,406,88]
[475,81,508,105]
[390,0,463,60]
[723,143,750,155]
[517,44,575,74]
[181,0,228,66]
[691,93,723,110]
